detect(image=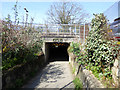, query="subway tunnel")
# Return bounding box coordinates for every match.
[45,42,70,62]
